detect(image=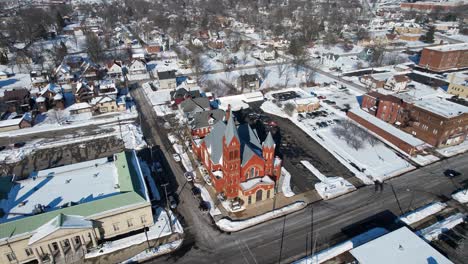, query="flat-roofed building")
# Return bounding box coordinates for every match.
[419,43,468,72]
[0,151,152,264]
